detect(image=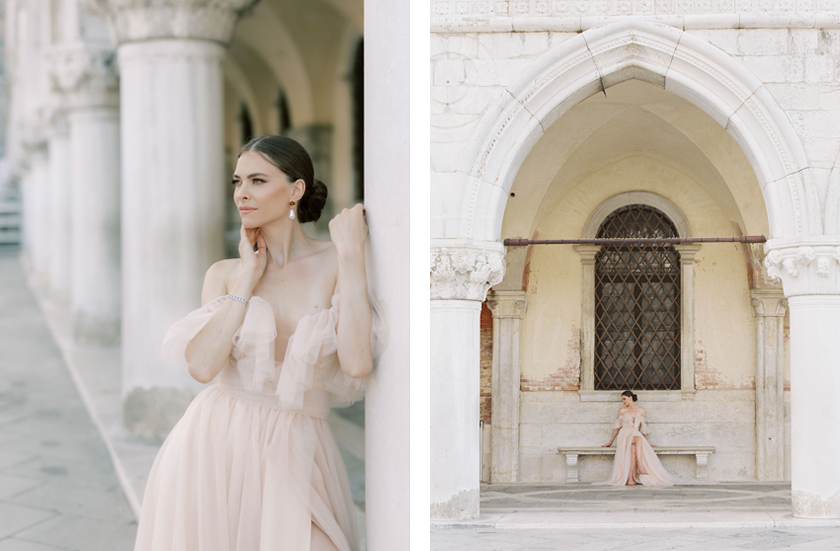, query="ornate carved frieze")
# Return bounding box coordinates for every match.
[432,0,840,30]
[49,46,119,109]
[431,243,506,301]
[765,241,840,296]
[83,0,259,45]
